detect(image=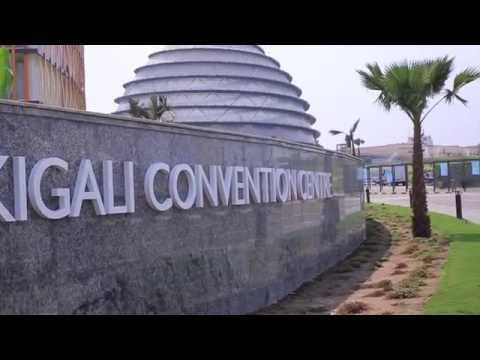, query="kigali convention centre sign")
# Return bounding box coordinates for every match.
[0,156,333,222]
